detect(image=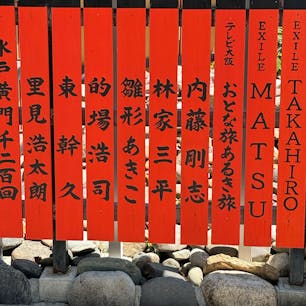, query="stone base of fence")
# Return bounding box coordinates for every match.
[1,267,306,306]
[1,228,306,305]
[1,254,306,306]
